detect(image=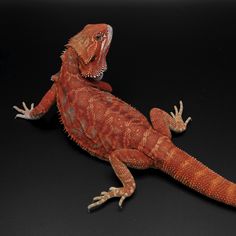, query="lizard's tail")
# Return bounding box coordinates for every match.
[156,144,236,207]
